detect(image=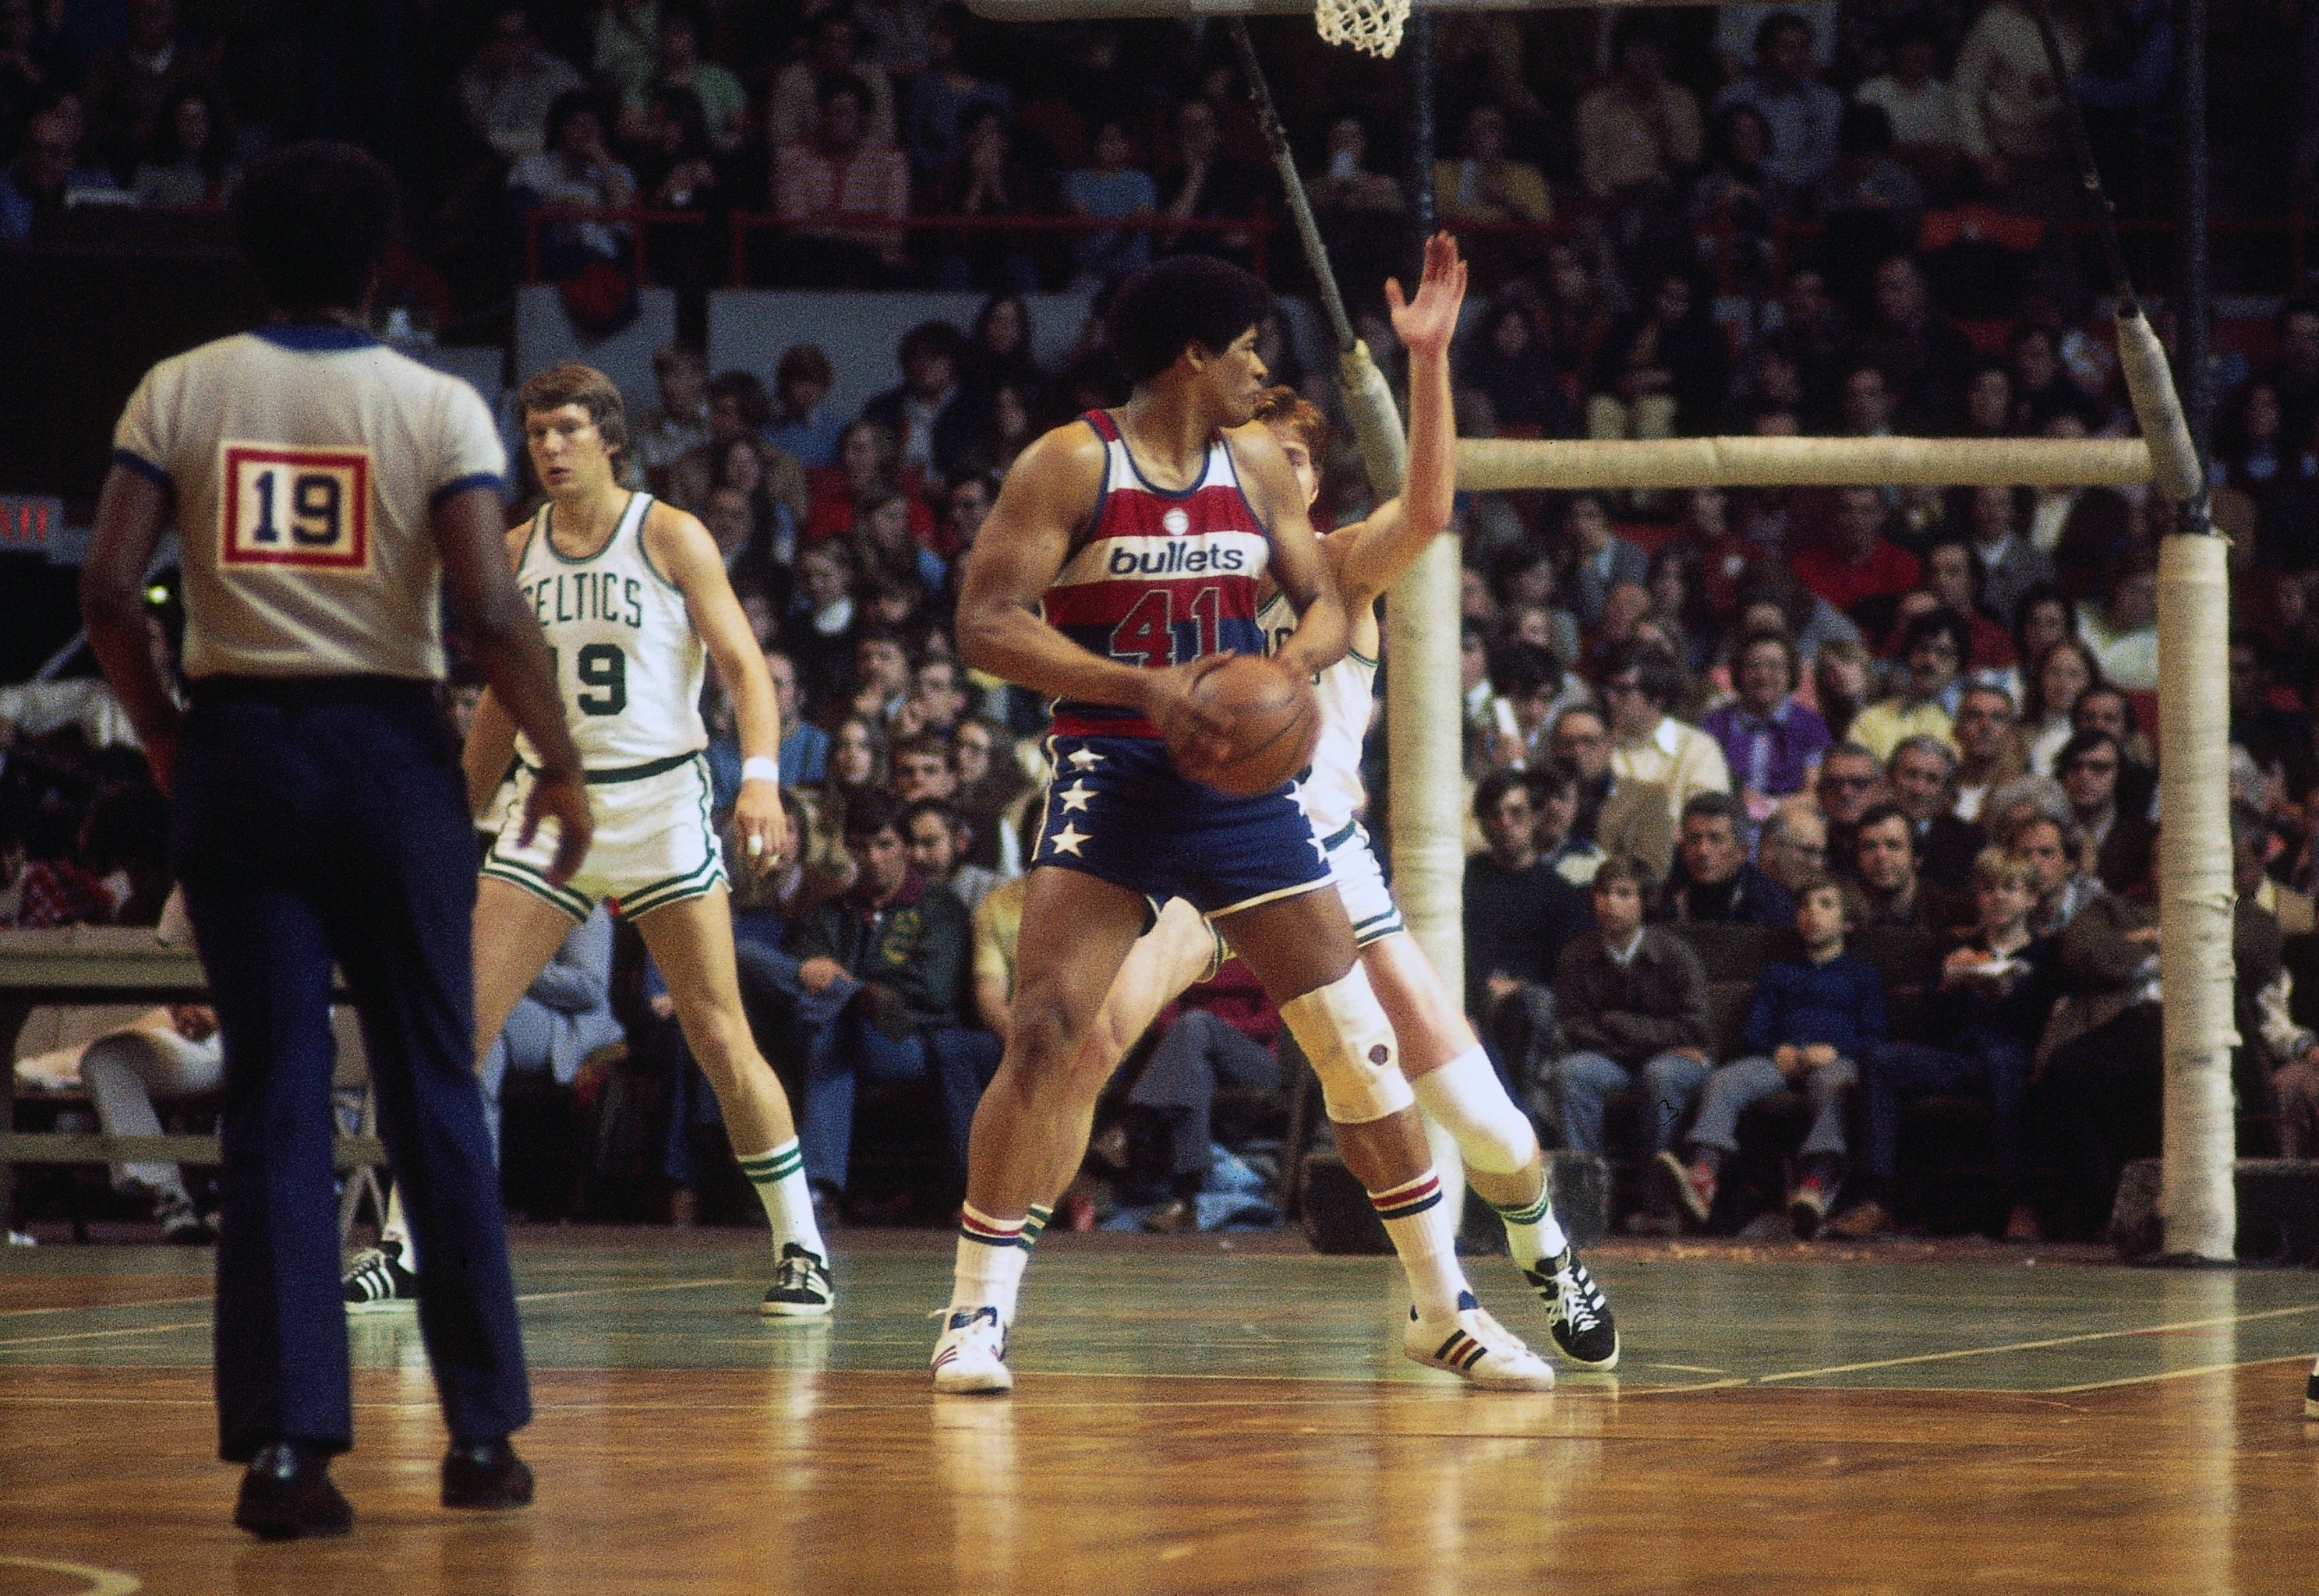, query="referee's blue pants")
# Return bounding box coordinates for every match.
[174,679,530,1462]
